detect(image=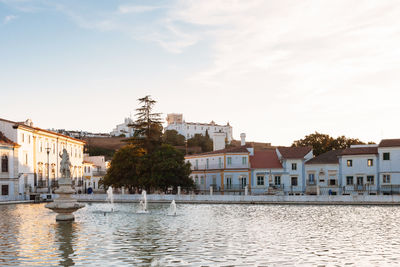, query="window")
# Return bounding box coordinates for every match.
[206,159,209,169]
[329,179,336,186]
[227,157,232,165]
[28,135,31,144]
[218,158,222,168]
[195,176,199,184]
[367,176,374,185]
[201,176,205,184]
[25,154,28,165]
[383,153,390,160]
[212,175,216,185]
[346,176,354,185]
[292,163,297,170]
[226,176,232,189]
[257,175,265,186]
[347,160,352,167]
[291,177,298,186]
[308,173,315,184]
[274,176,281,185]
[195,159,198,169]
[1,185,9,196]
[367,159,373,167]
[242,157,247,165]
[21,133,24,143]
[383,174,391,183]
[1,155,8,172]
